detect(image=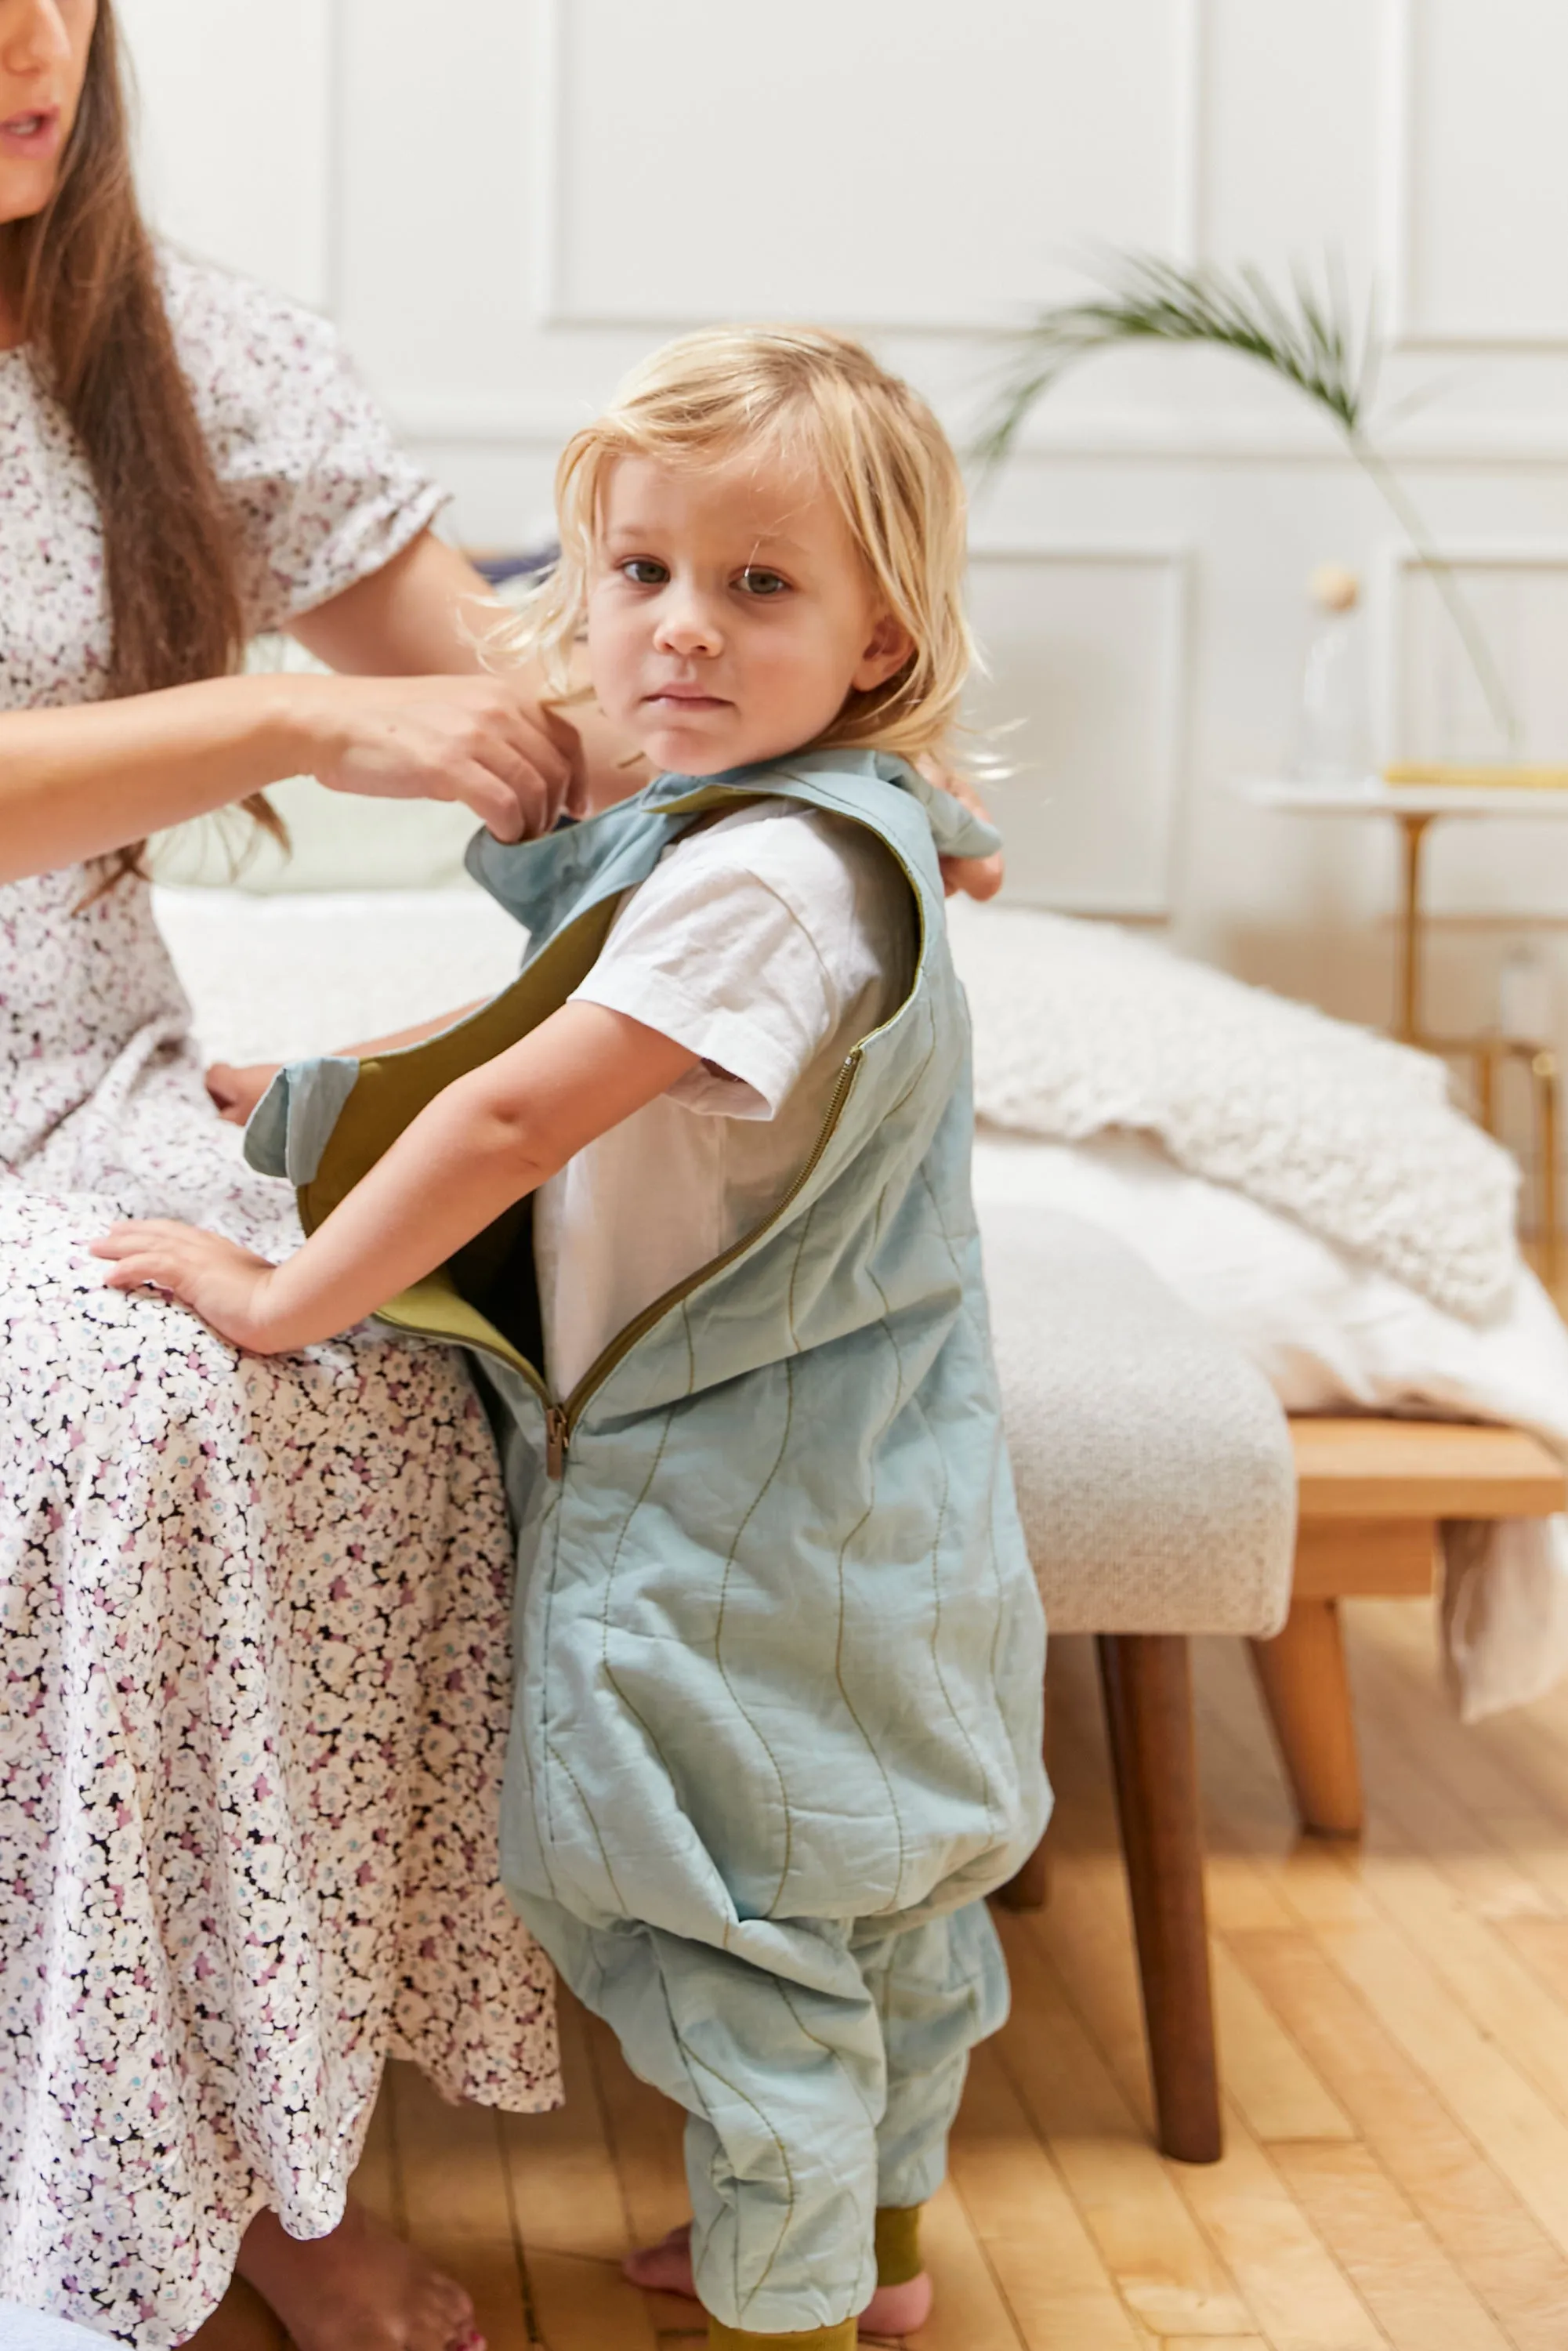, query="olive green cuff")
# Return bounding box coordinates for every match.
[706,2323,856,2351]
[875,2201,924,2286]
